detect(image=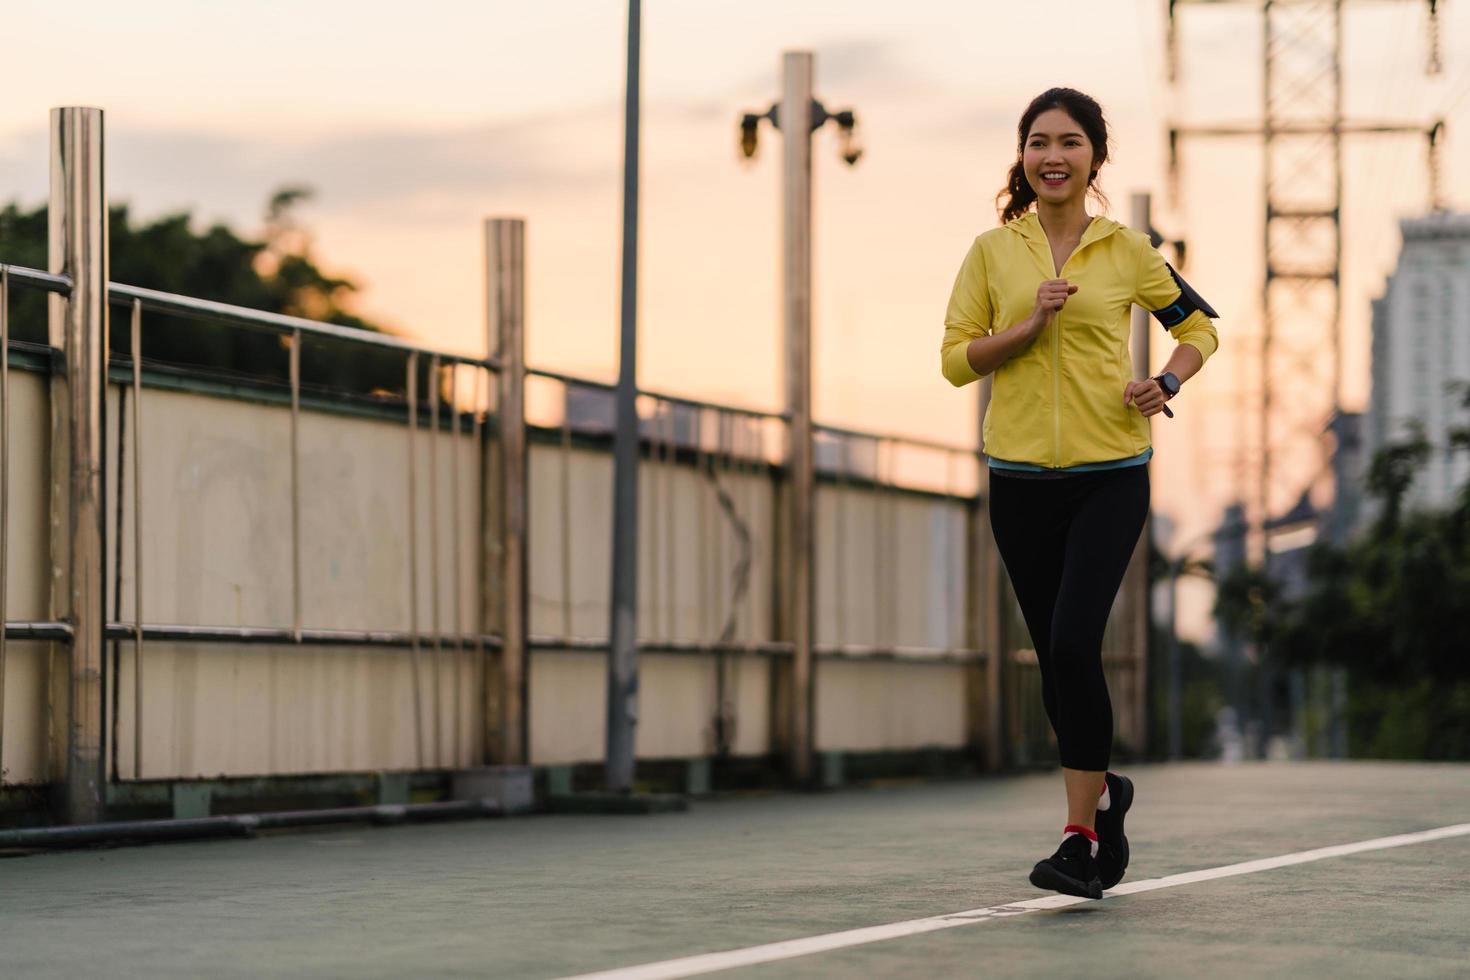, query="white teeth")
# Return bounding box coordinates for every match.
[1042,173,1068,180]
